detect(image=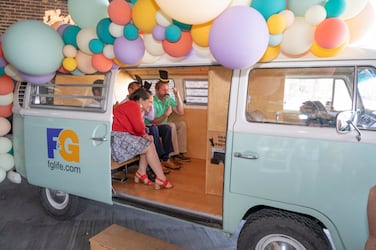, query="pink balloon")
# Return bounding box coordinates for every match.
[314,18,349,49]
[113,36,145,65]
[209,6,269,69]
